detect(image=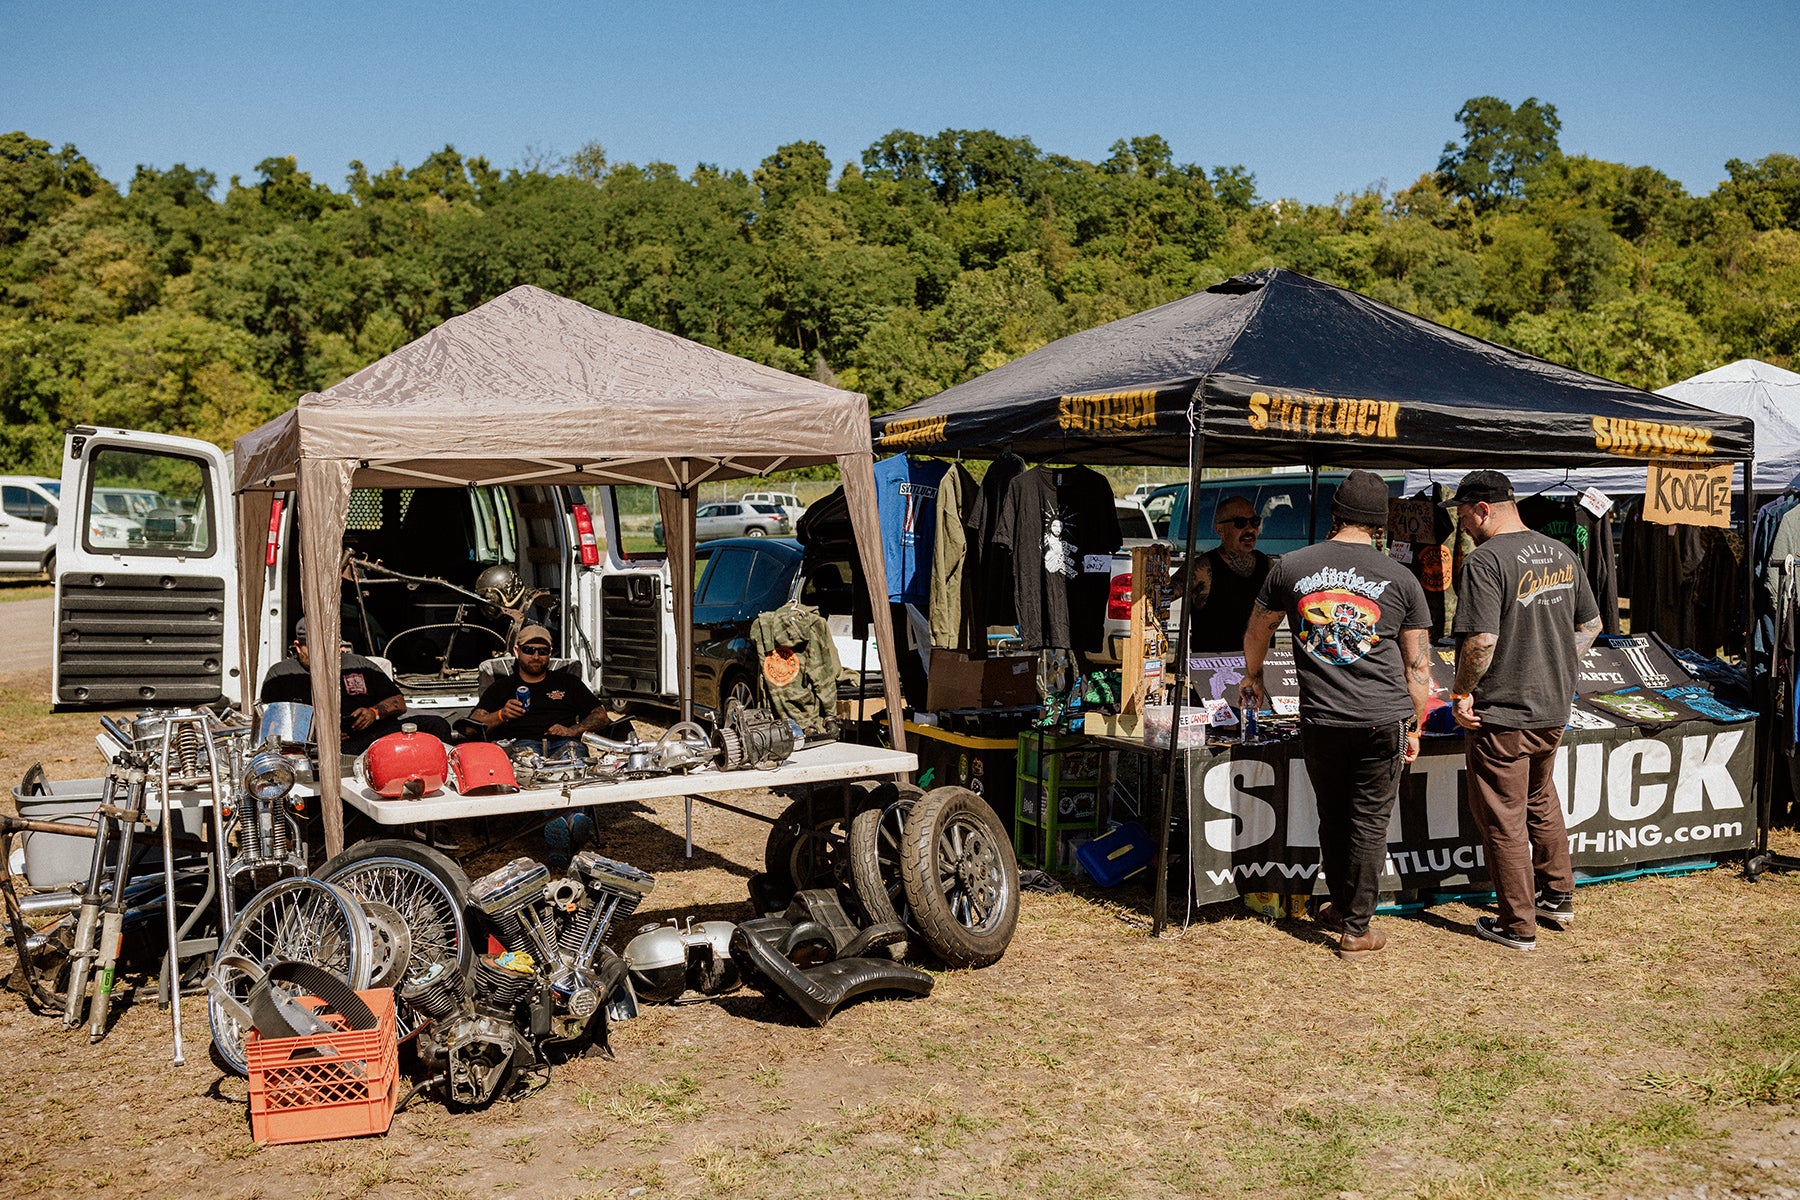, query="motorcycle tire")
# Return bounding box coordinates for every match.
[846,780,924,960]
[897,786,1019,969]
[761,786,876,909]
